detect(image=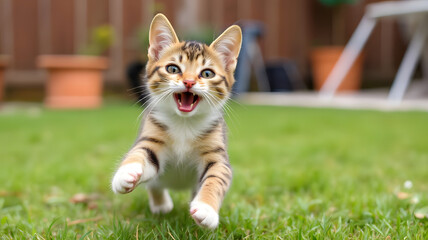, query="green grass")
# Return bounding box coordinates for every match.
[1,102,428,239]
